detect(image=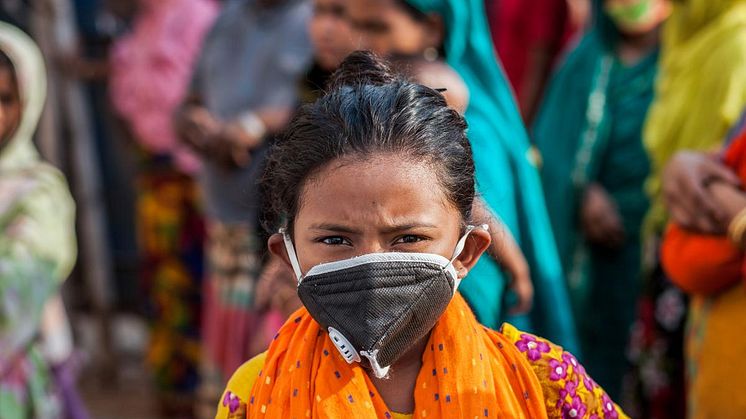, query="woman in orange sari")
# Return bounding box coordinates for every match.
[214,51,626,419]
